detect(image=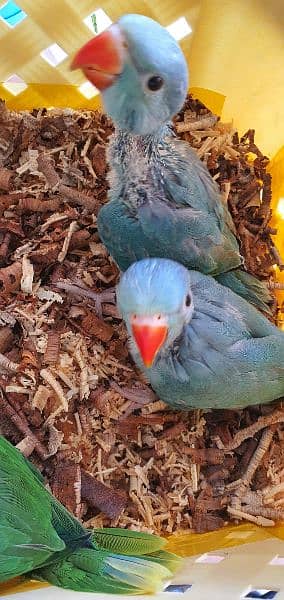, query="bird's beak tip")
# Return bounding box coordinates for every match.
[131,317,168,368]
[144,358,154,369]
